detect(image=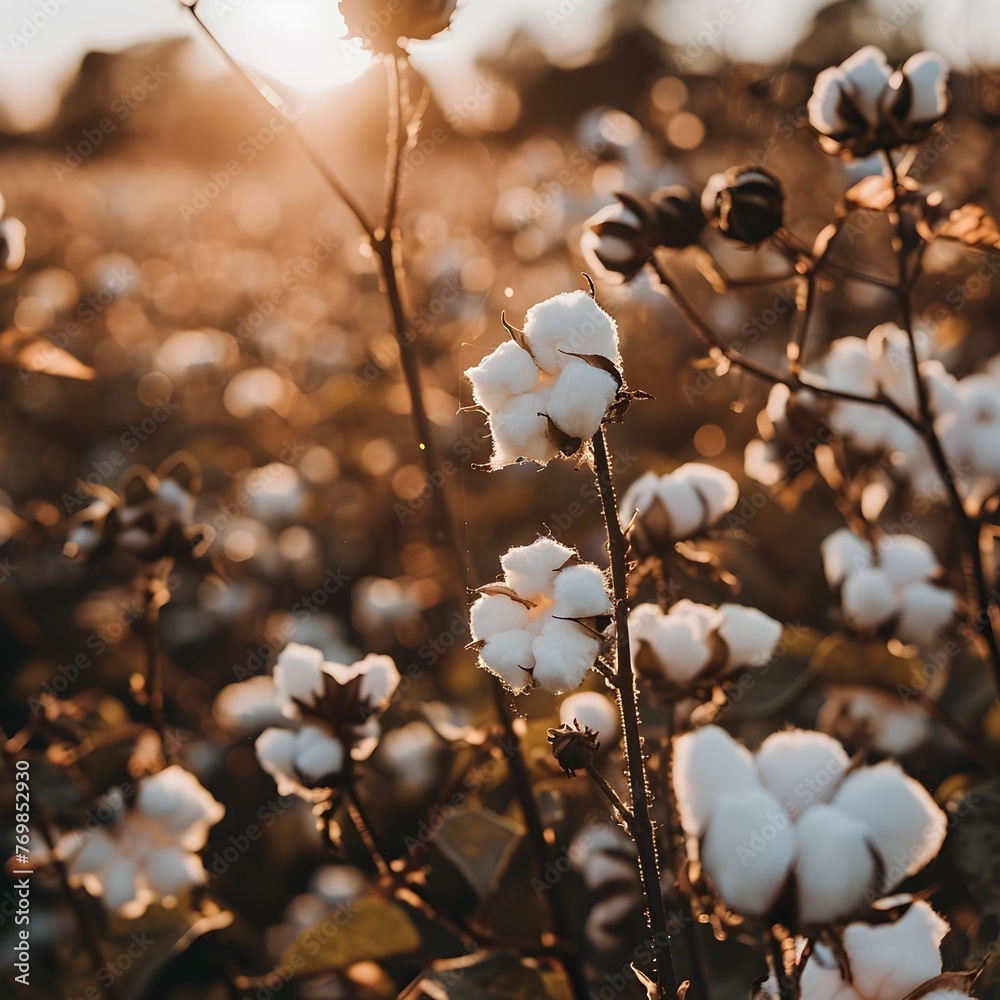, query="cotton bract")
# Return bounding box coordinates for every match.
[619,463,739,547]
[630,600,782,695]
[821,527,957,644]
[56,766,224,917]
[470,537,611,693]
[672,726,946,923]
[465,291,620,468]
